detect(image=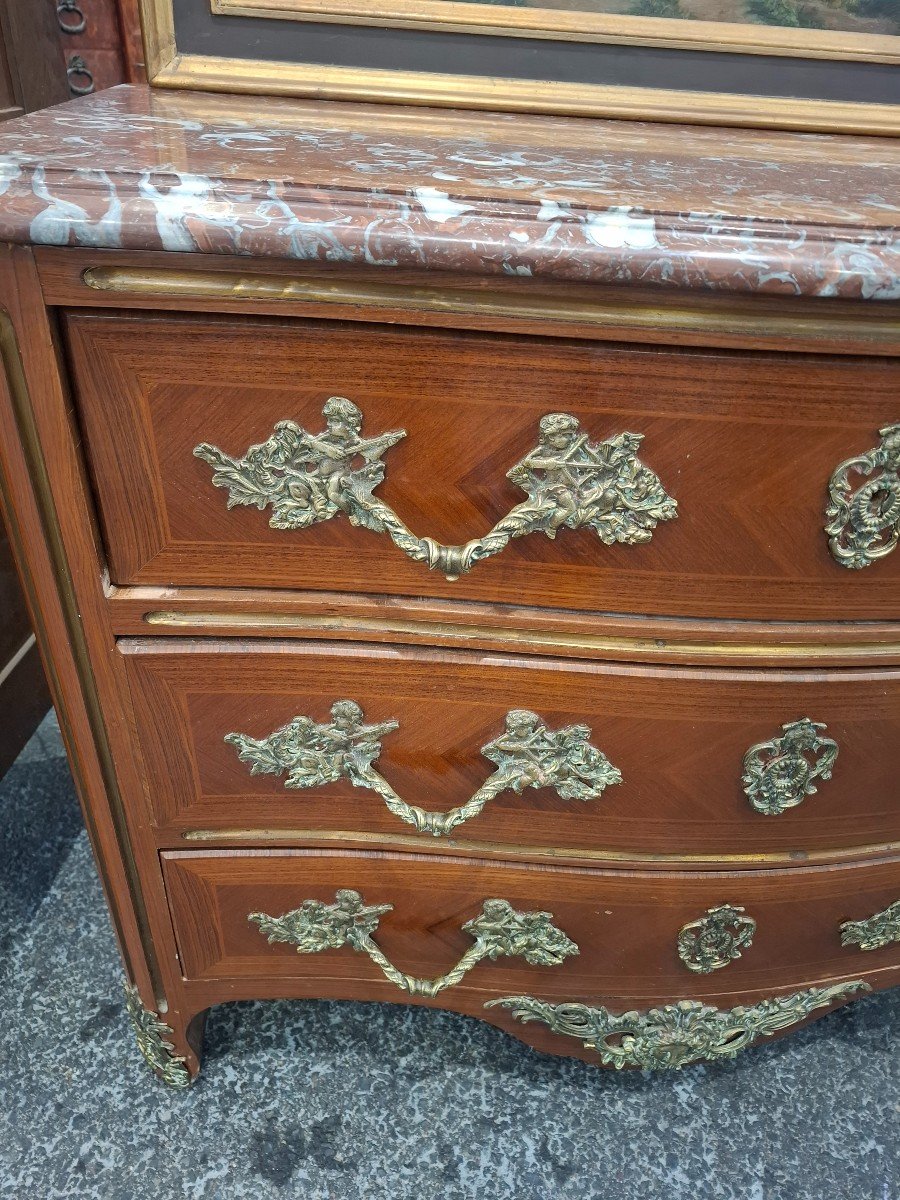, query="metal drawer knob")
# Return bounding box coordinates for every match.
[676,904,756,974]
[250,890,578,997]
[226,702,622,836]
[741,718,838,816]
[826,423,900,569]
[195,397,677,580]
